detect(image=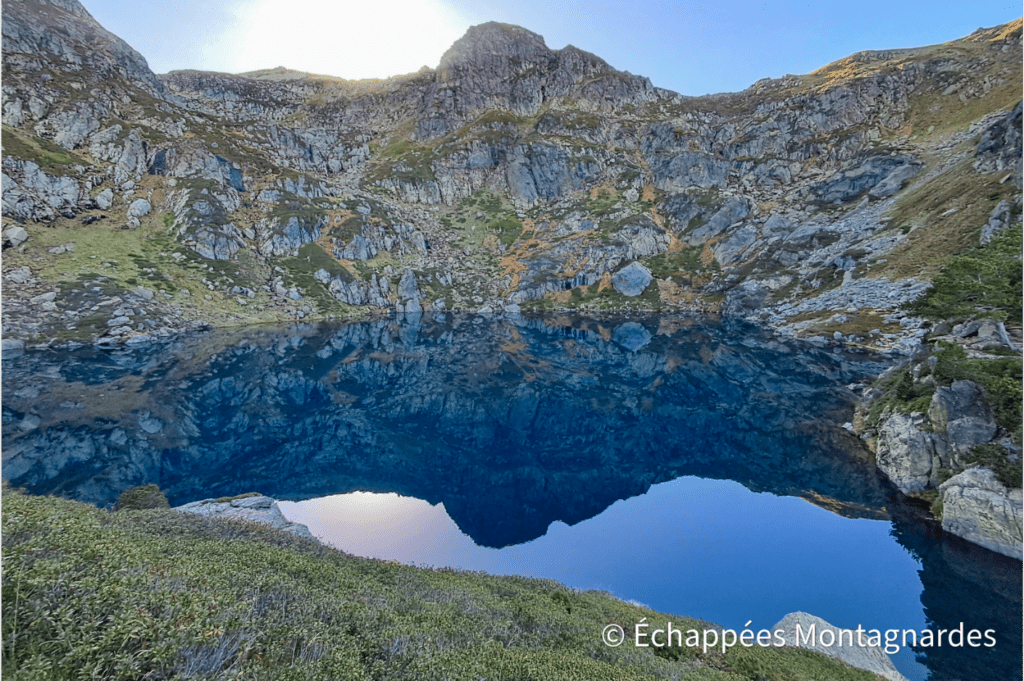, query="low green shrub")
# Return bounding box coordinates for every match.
[117,484,170,510]
[961,444,1023,489]
[908,225,1022,324]
[932,342,1023,433]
